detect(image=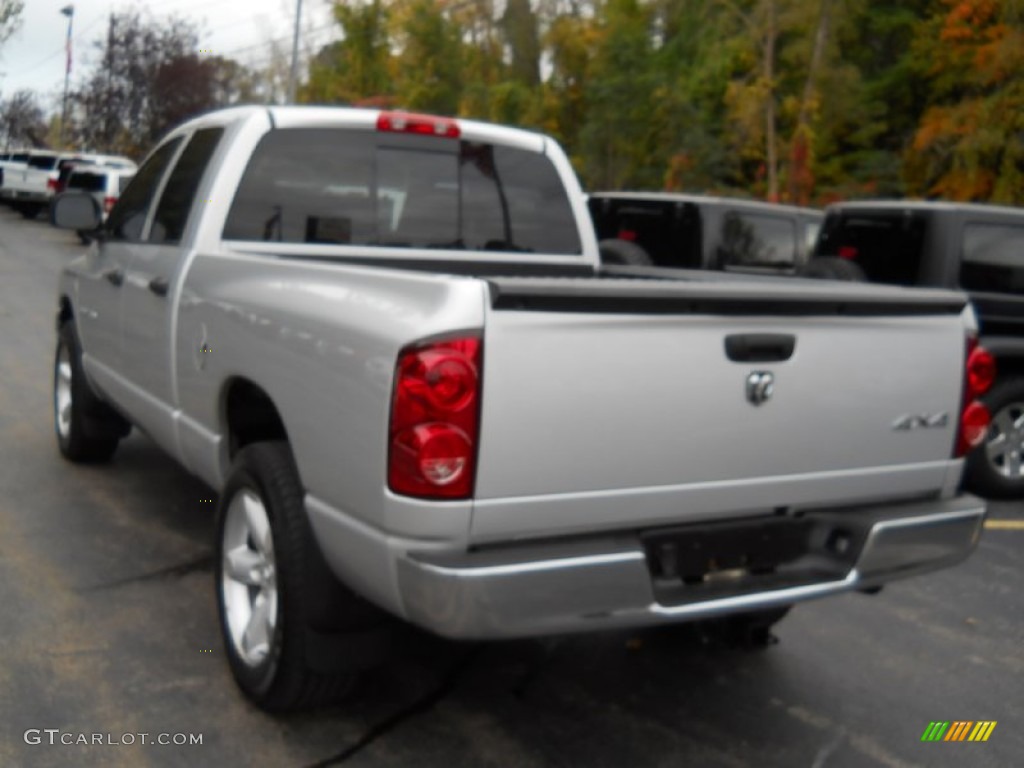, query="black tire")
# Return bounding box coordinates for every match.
[965,378,1024,499]
[799,256,867,282]
[216,442,387,711]
[54,322,127,462]
[599,238,653,266]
